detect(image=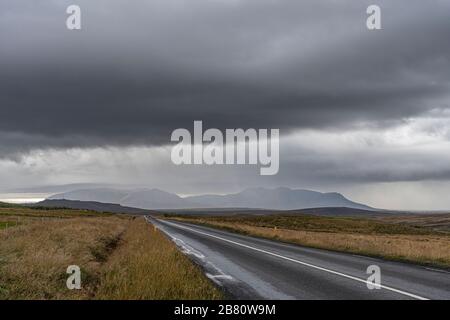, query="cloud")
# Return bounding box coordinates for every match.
[2,0,450,209]
[3,113,450,210]
[1,0,449,158]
